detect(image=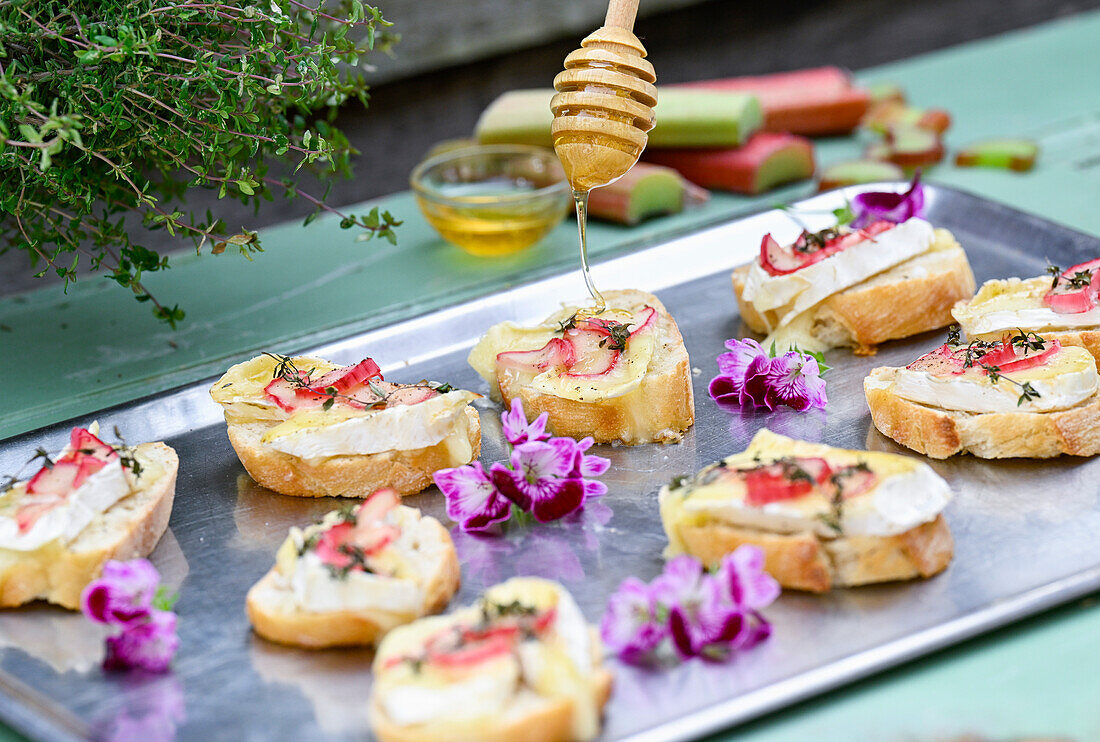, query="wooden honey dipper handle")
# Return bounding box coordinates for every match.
[604,0,640,31]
